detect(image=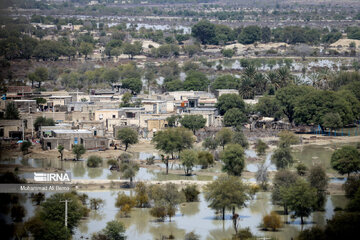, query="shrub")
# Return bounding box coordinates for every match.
[296,163,308,176]
[197,151,214,169]
[182,185,200,202]
[21,141,32,154]
[149,205,167,221]
[255,139,268,156]
[262,211,282,231]
[87,156,103,168]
